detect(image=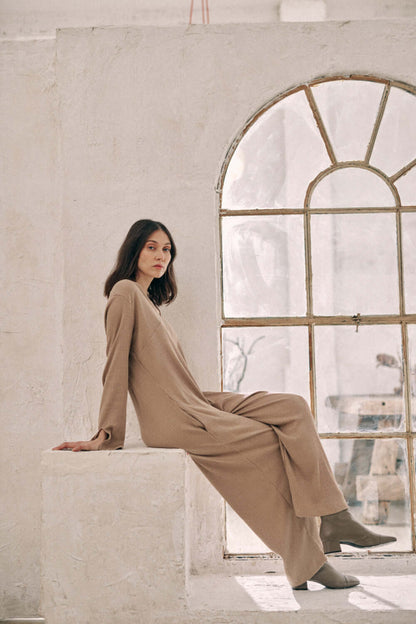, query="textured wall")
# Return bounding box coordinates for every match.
[0,40,62,615]
[0,0,279,37]
[2,18,416,618]
[2,0,416,38]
